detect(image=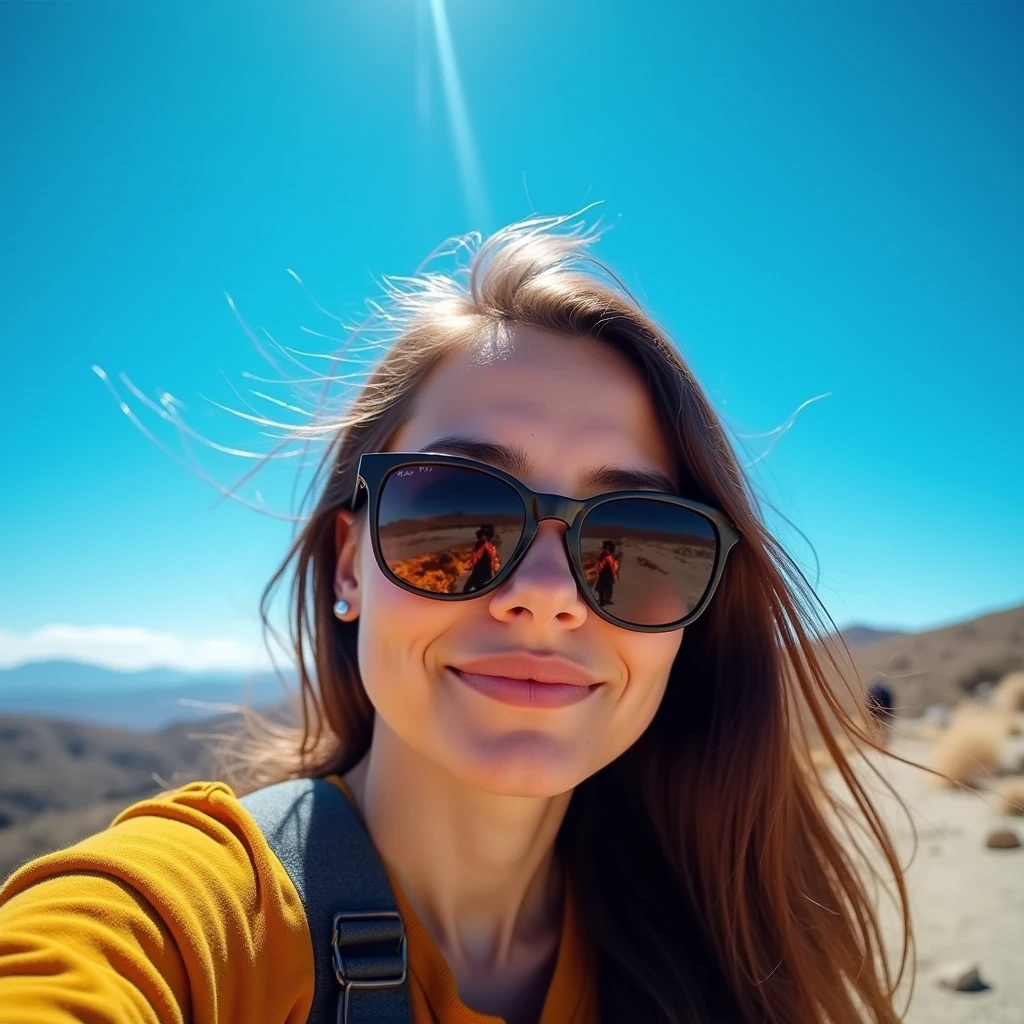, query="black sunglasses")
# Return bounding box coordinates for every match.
[350,452,740,632]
